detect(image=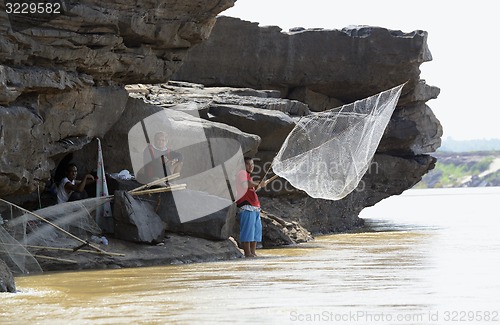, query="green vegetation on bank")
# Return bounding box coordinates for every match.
[416,152,500,188]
